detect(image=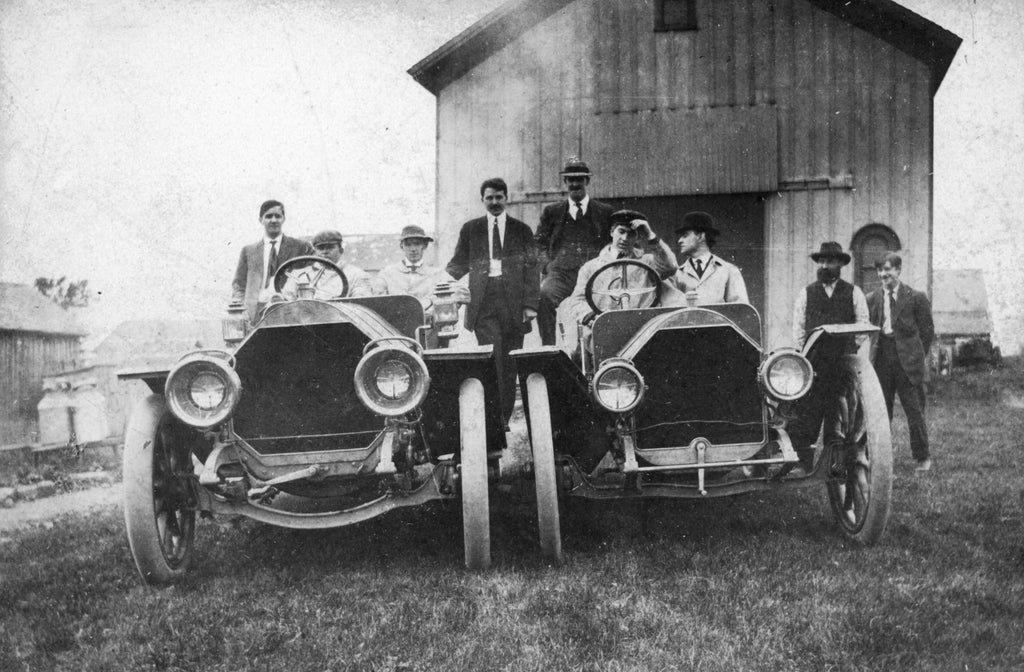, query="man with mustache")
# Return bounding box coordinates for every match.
[445,177,539,425]
[787,241,869,477]
[534,159,614,346]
